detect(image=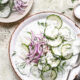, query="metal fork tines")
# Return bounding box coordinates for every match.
[66,52,80,80]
